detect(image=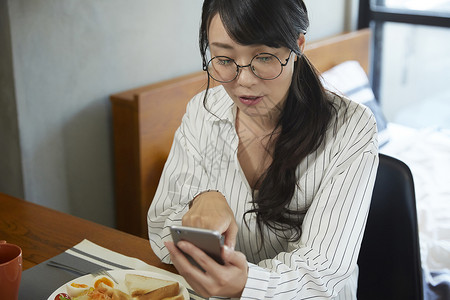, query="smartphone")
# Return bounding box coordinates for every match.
[170,225,225,268]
